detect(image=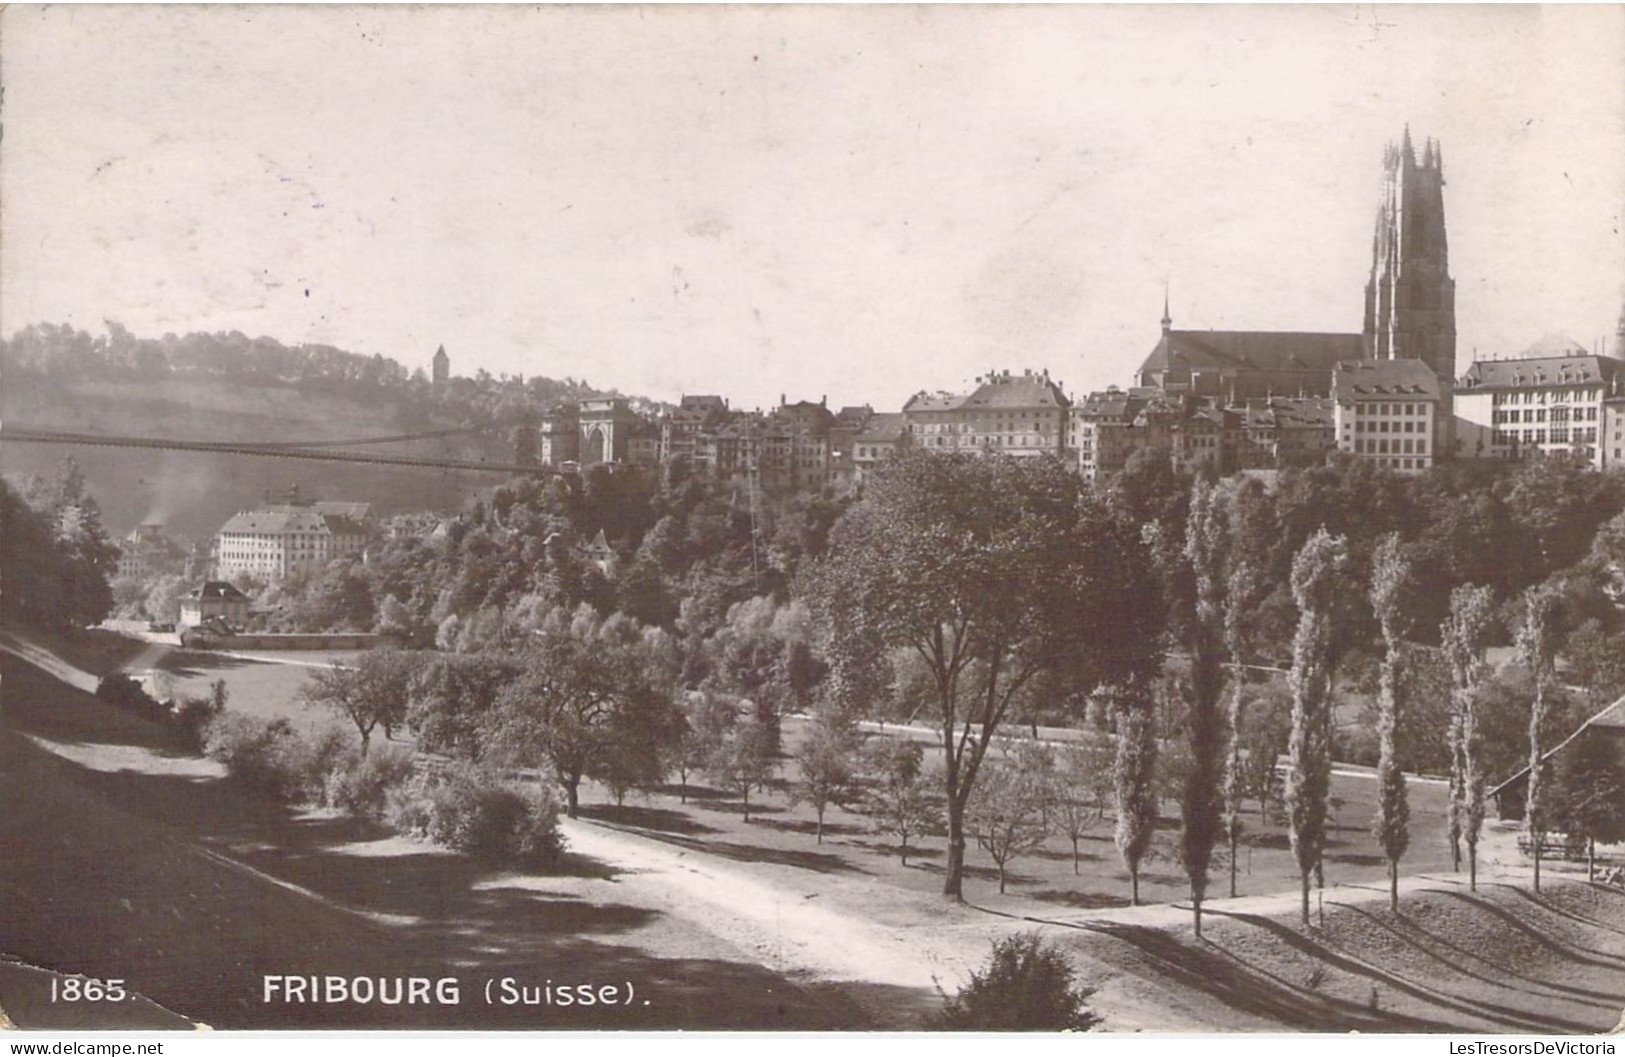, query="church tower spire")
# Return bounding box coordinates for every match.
[1161,285,1172,334]
[1363,129,1455,382]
